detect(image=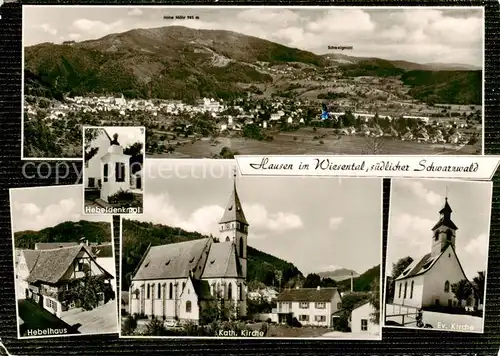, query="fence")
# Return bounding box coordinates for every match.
[385,304,420,326]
